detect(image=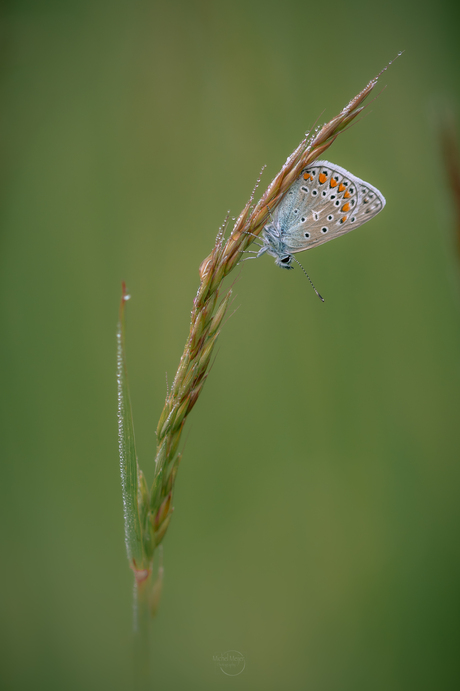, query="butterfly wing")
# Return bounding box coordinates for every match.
[275,161,385,254]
